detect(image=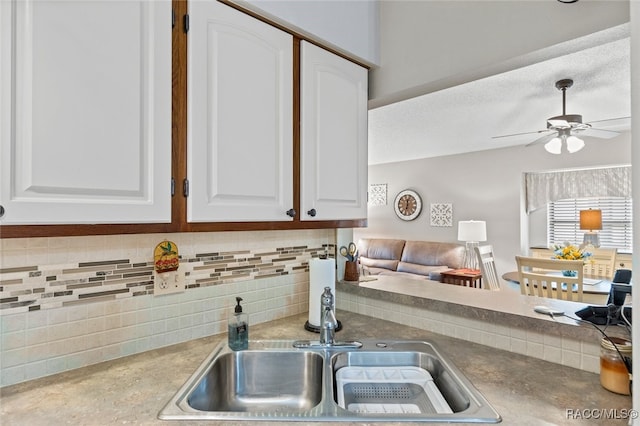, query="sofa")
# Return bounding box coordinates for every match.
[357,238,466,280]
